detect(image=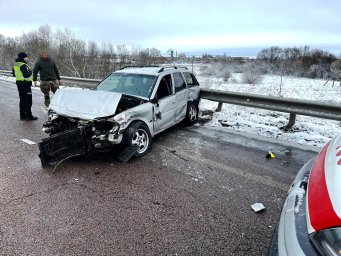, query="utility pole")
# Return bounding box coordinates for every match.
[191,56,194,73]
